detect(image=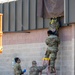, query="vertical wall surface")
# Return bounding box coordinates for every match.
[59,25,74,75]
[0,25,74,75]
